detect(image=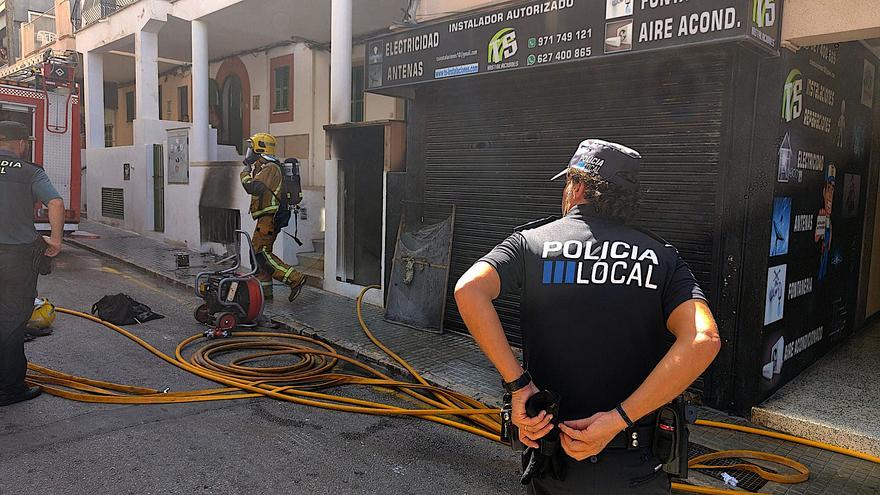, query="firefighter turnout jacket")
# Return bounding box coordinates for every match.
[240,160,283,219]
